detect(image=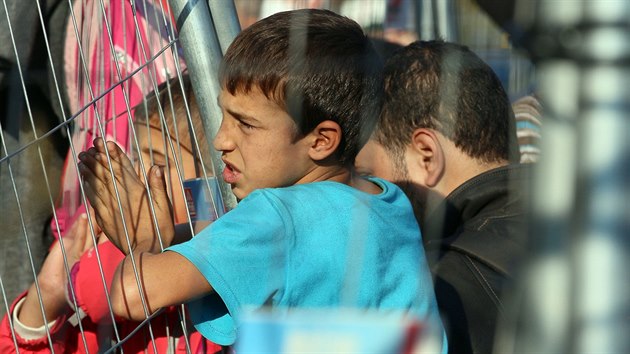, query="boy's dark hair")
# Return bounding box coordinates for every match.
[375,40,518,164]
[219,9,384,166]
